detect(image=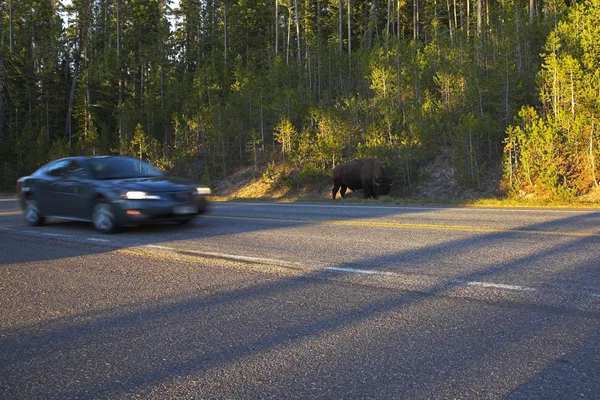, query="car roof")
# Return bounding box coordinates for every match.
[43,156,139,169]
[65,155,136,162]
